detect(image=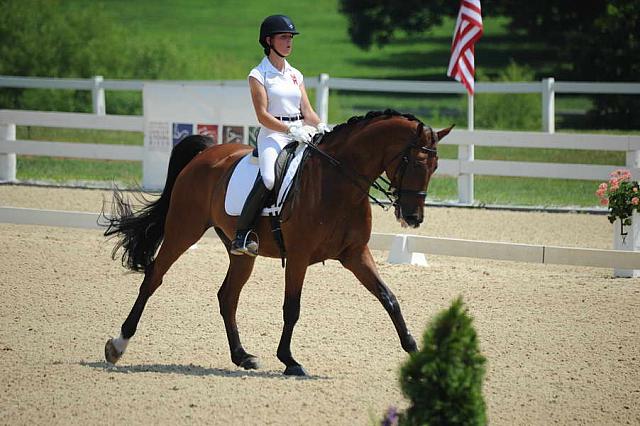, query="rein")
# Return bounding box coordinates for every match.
[304,122,437,210]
